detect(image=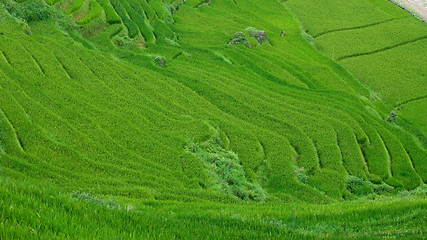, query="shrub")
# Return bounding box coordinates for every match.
[154,56,167,68]
[346,175,374,196]
[373,183,394,195]
[4,0,54,22]
[2,0,77,34]
[294,166,308,184]
[228,32,252,48]
[112,33,137,49]
[386,109,398,123]
[72,191,121,209]
[398,185,427,197]
[185,128,267,201]
[347,175,395,196]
